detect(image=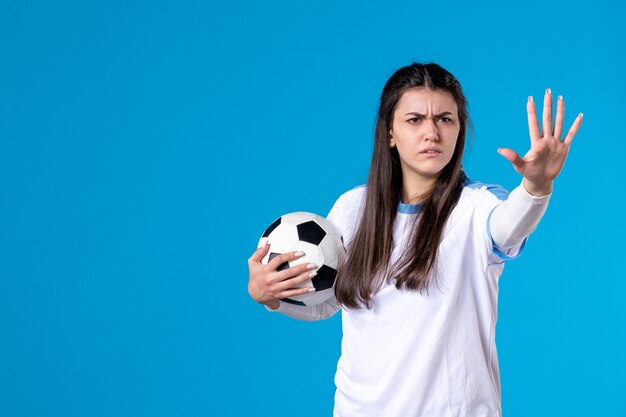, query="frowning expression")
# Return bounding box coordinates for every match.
[389,88,460,185]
